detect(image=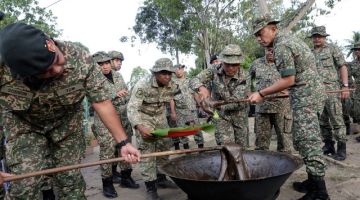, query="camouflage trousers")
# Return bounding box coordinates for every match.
[293,105,326,177]
[254,112,292,152]
[135,113,171,182]
[319,95,347,143]
[172,109,204,145]
[114,104,133,171]
[214,110,249,149]
[4,112,86,200]
[351,90,360,122]
[93,113,132,178]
